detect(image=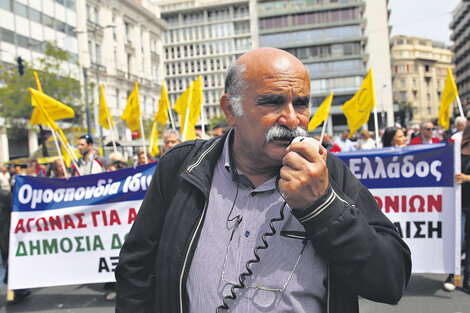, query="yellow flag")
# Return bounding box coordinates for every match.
[148,122,160,157]
[121,82,141,132]
[61,143,72,167]
[154,81,170,125]
[189,75,203,125]
[173,82,194,140]
[29,88,75,127]
[438,68,458,131]
[341,69,376,138]
[309,92,333,131]
[99,85,114,130]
